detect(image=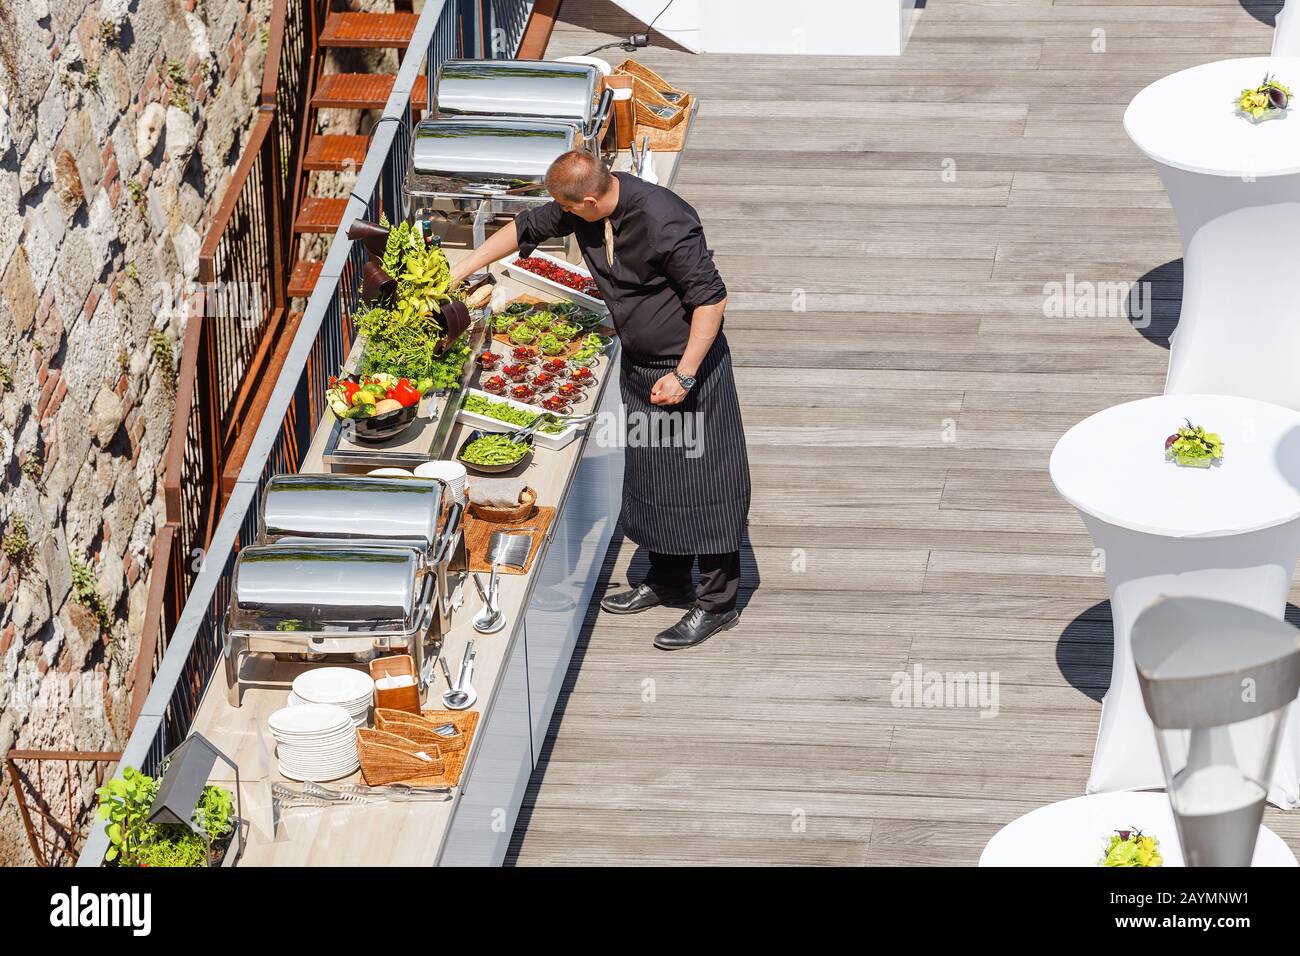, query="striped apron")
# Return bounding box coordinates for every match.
[618,335,751,555]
